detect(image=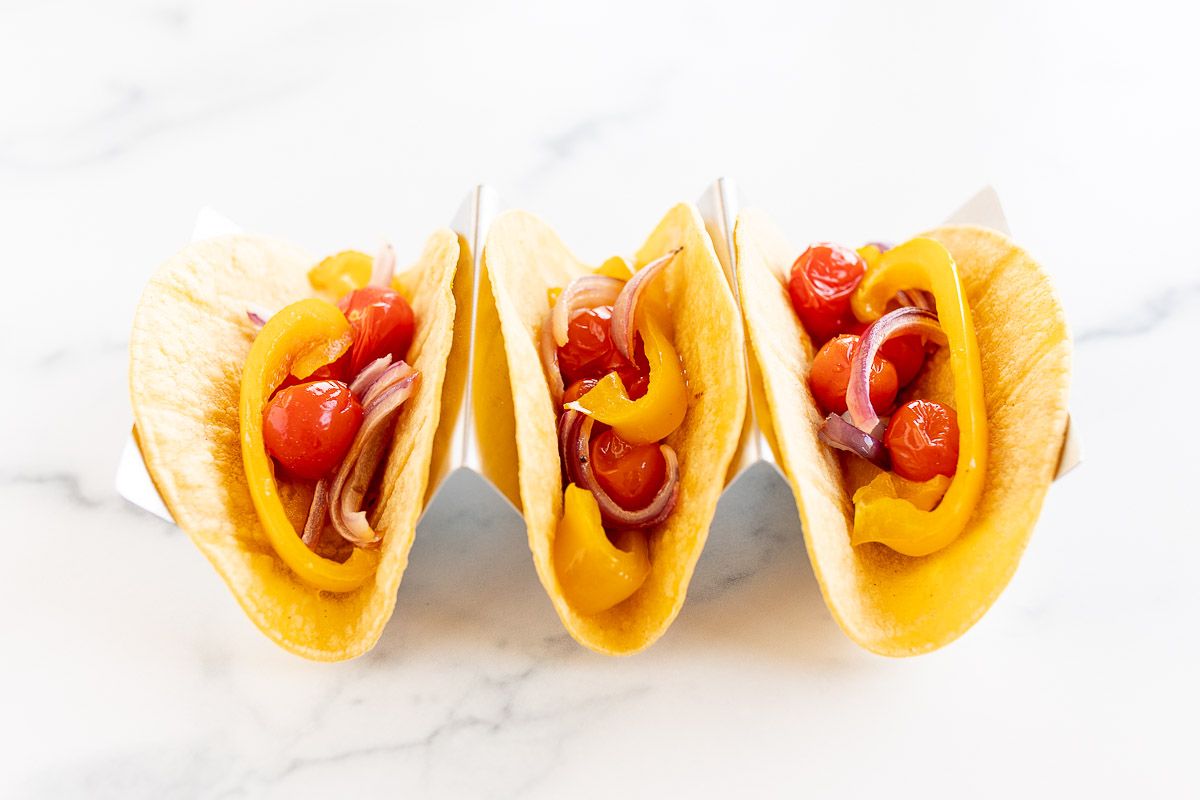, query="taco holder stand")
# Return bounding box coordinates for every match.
[116,180,1080,530]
